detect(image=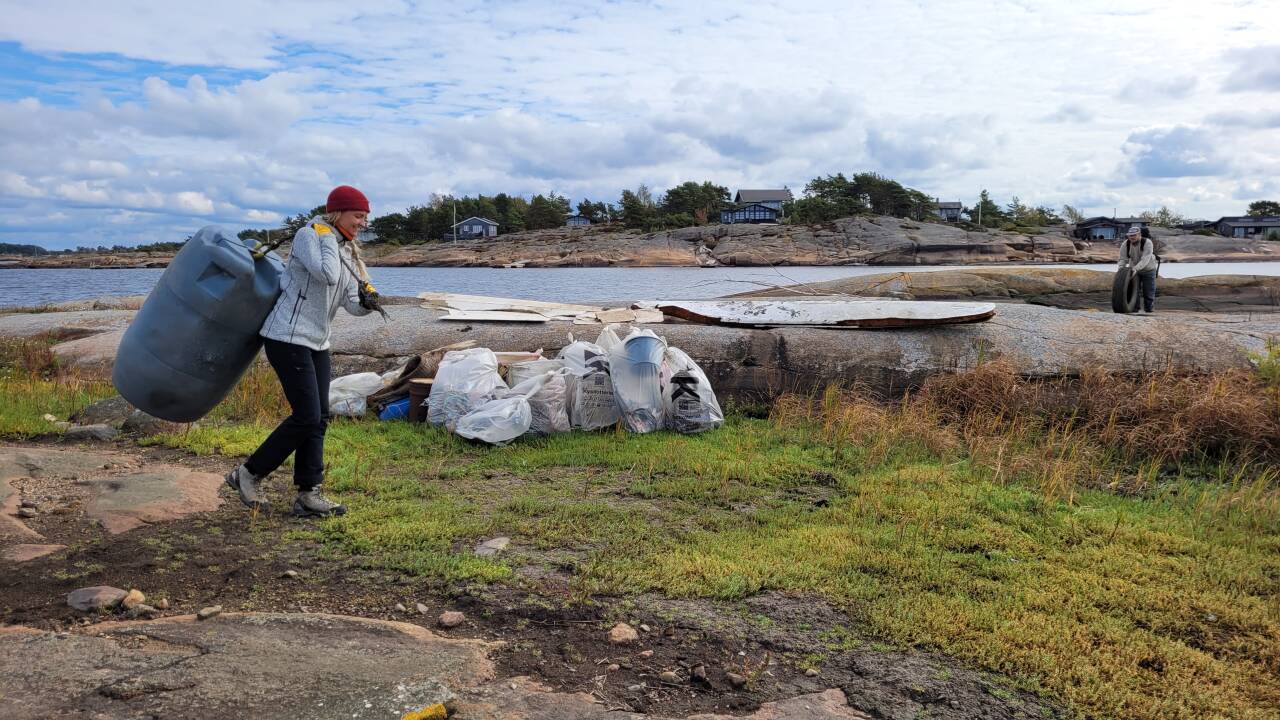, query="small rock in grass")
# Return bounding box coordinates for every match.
[474,536,510,557]
[17,507,37,518]
[415,602,430,615]
[607,664,620,673]
[394,603,407,613]
[627,684,644,693]
[42,414,59,422]
[196,605,222,621]
[156,598,169,610]
[608,622,639,645]
[19,498,39,509]
[805,667,820,677]
[638,649,653,659]
[282,569,300,579]
[691,664,708,682]
[126,604,158,619]
[121,409,185,436]
[65,424,119,442]
[120,589,146,609]
[67,586,127,612]
[659,670,679,683]
[639,623,650,632]
[726,672,748,688]
[438,611,465,628]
